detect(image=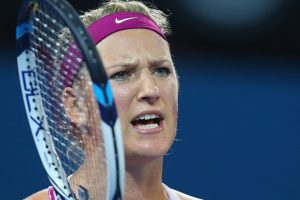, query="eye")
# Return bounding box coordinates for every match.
[153,67,171,77]
[109,71,130,82]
